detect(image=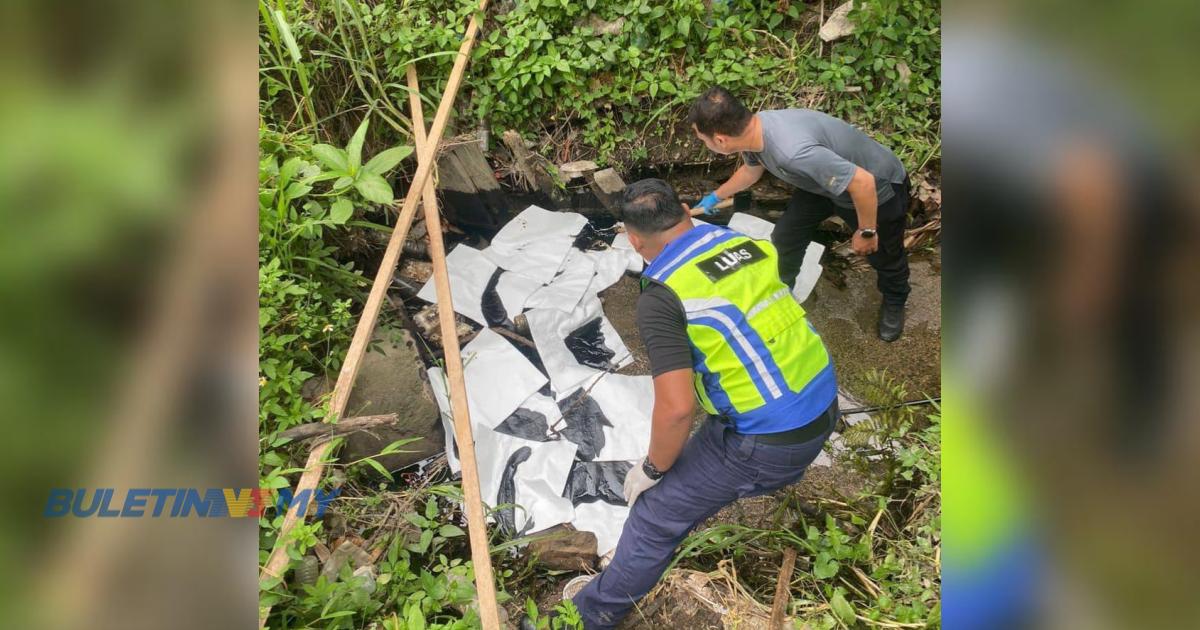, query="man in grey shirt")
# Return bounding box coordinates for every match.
[687,87,911,341]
